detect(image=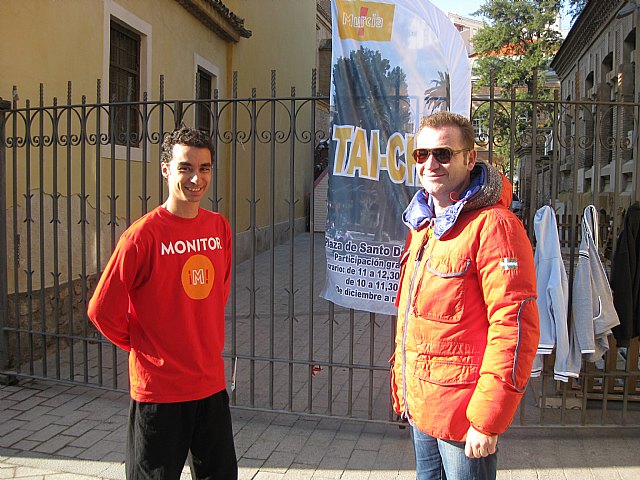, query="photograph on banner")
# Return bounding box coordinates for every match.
[321,0,471,315]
